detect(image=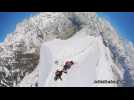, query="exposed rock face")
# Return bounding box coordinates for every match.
[0,41,39,87]
[0,12,82,87]
[0,12,134,87]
